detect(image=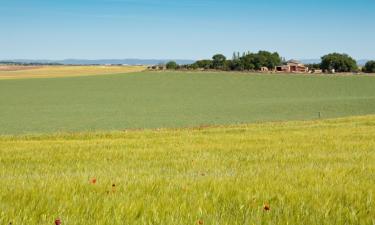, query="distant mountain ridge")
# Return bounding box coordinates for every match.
[1,58,371,66]
[0,59,195,66]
